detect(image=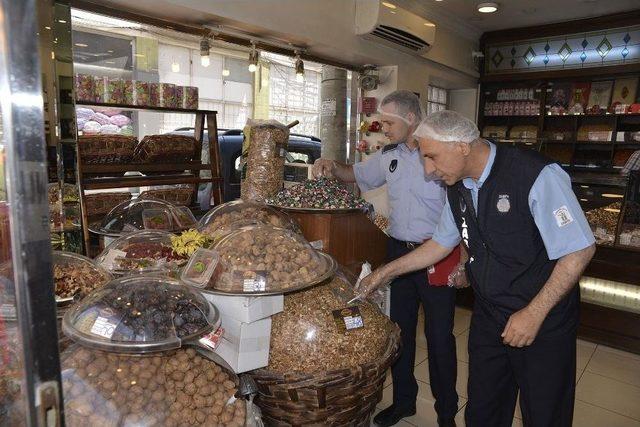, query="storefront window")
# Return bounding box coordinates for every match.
[427,85,448,115]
